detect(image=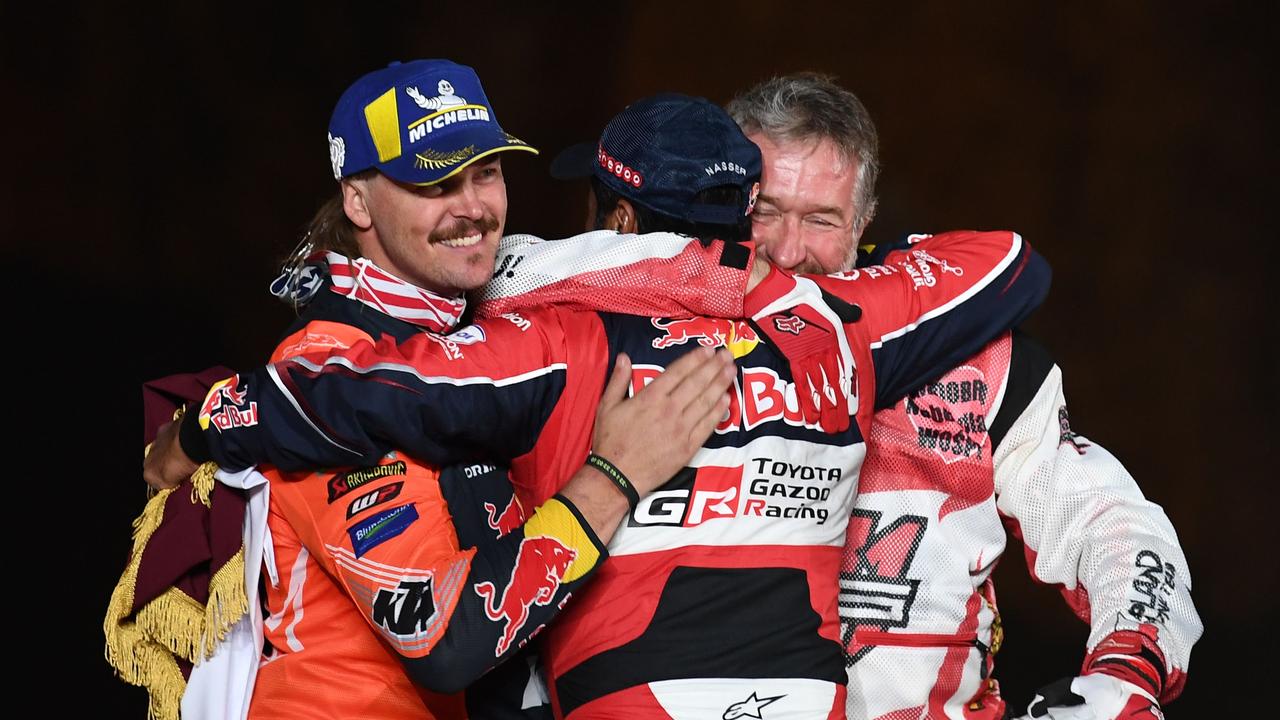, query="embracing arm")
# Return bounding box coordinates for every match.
[992,333,1202,708]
